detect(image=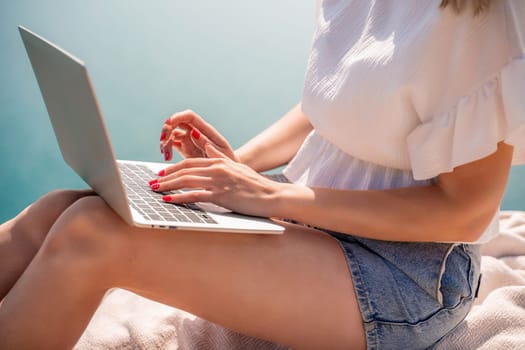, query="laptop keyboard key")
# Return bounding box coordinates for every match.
[118,163,217,225]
